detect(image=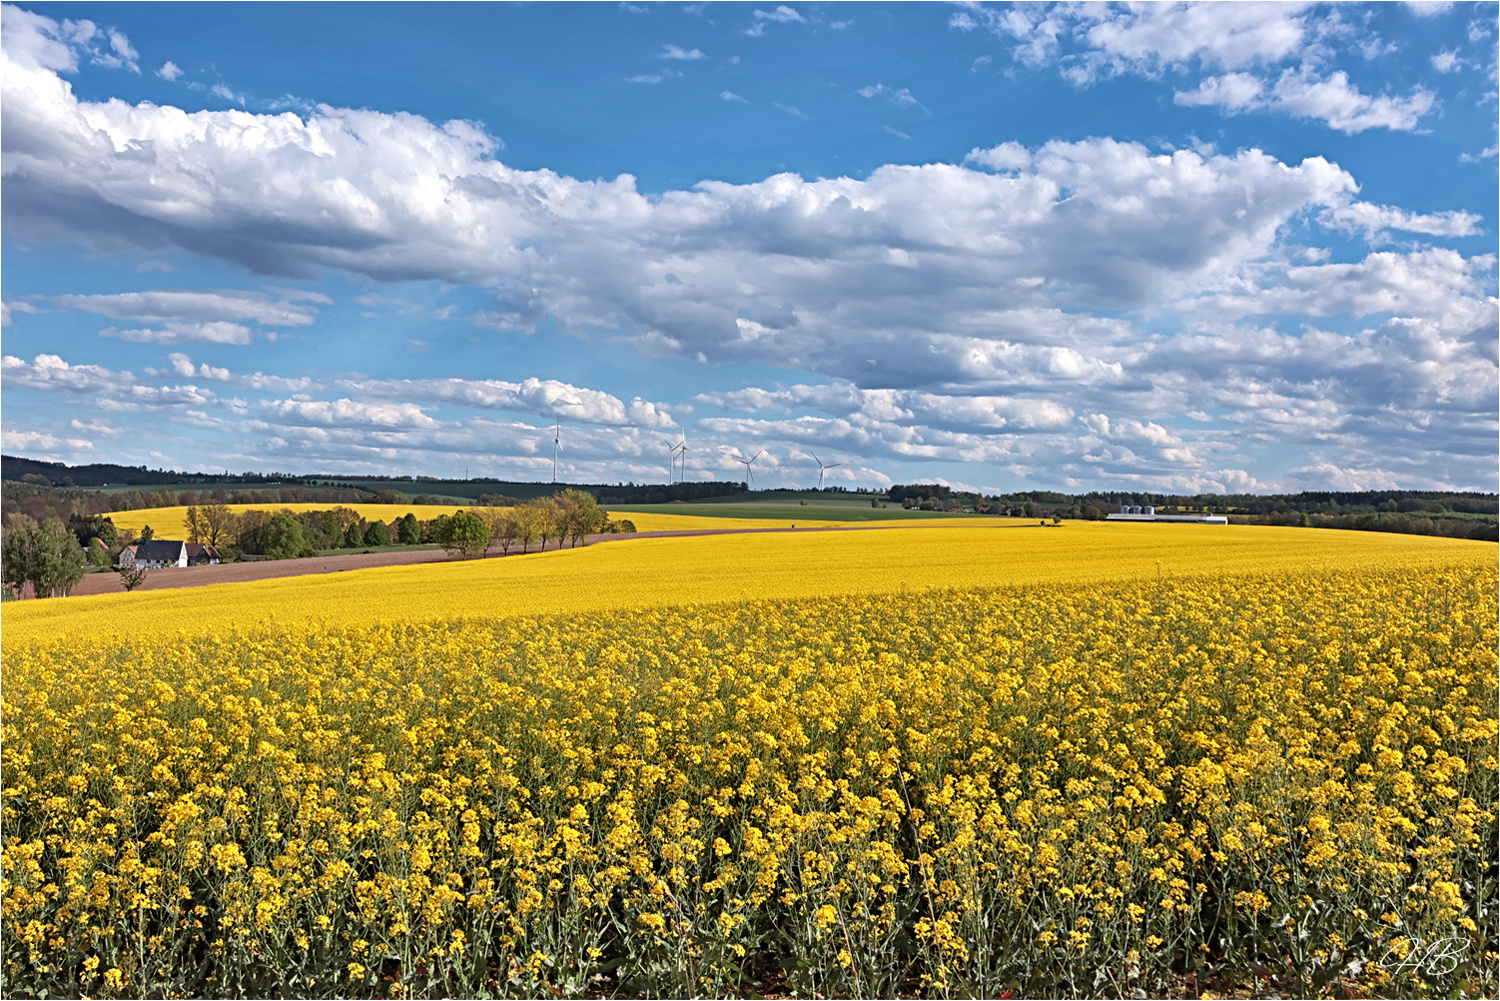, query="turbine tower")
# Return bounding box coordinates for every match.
[813,452,843,490]
[550,399,582,483]
[552,418,563,483]
[665,437,683,484]
[737,449,763,487]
